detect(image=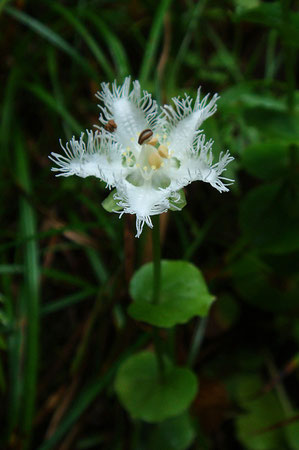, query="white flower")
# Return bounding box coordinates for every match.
[50,77,234,237]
